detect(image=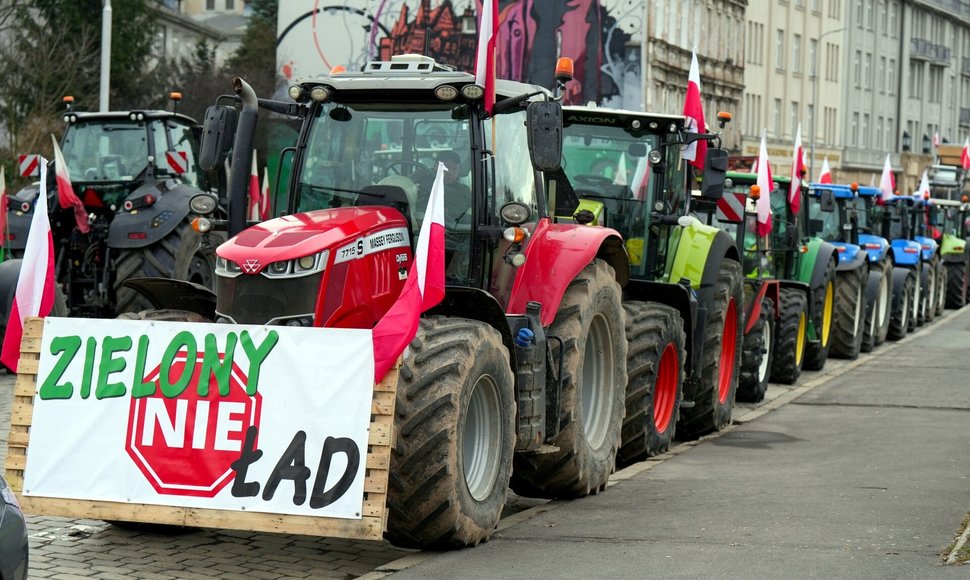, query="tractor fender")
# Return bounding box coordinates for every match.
[508,219,628,327]
[0,259,23,327]
[121,277,216,320]
[858,233,890,264]
[890,264,916,312]
[669,222,739,290]
[864,263,887,311]
[890,239,921,267]
[943,248,969,264]
[914,235,938,262]
[832,242,867,272]
[428,286,517,367]
[625,279,696,374]
[743,279,781,334]
[107,179,197,249]
[779,278,810,297]
[806,242,838,290]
